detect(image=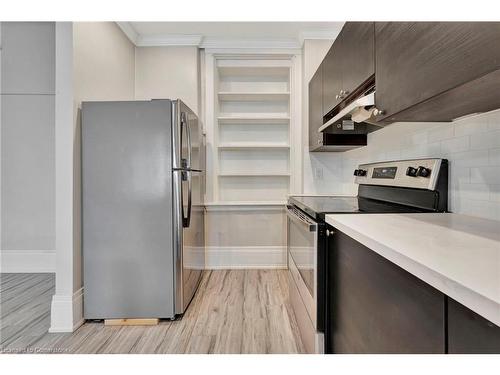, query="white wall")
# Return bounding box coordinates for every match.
[72,21,136,290]
[0,22,56,272]
[50,22,136,332]
[74,23,135,103]
[205,207,287,269]
[135,46,200,114]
